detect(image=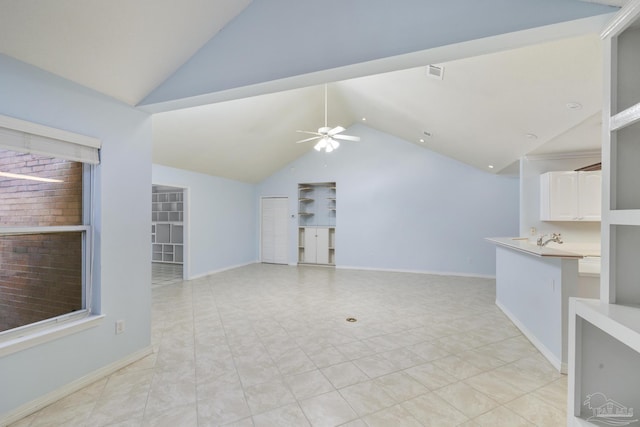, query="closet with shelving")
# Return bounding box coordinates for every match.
[568,2,640,425]
[297,182,336,265]
[151,185,184,264]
